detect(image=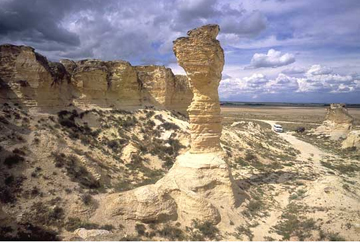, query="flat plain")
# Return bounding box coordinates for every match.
[221,106,360,126]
